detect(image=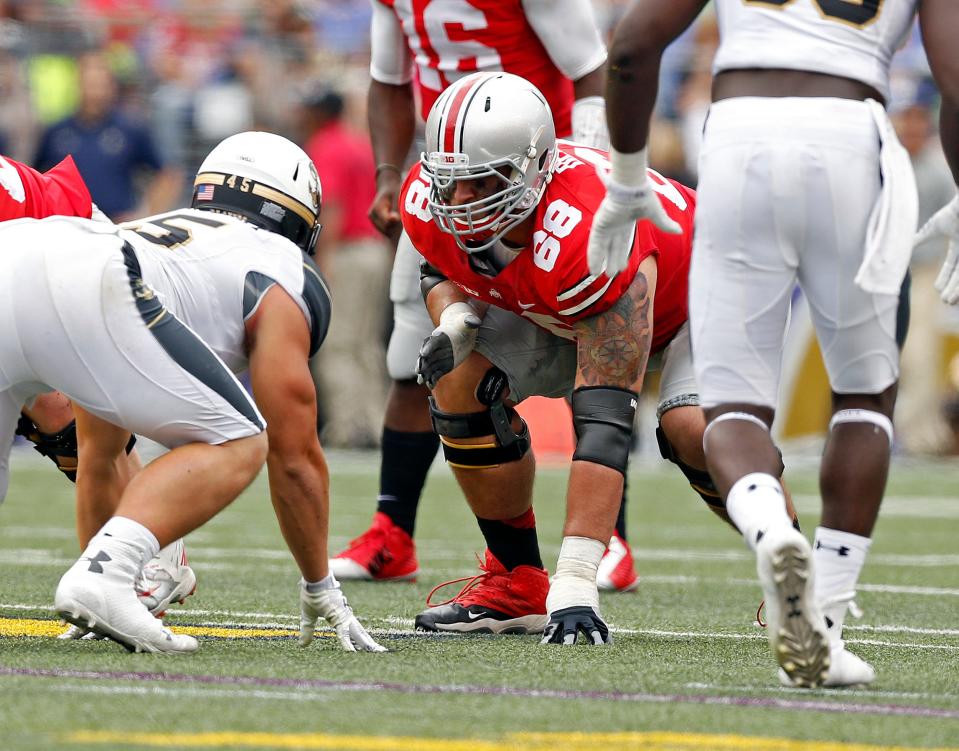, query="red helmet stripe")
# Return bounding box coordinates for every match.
[442,76,482,153]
